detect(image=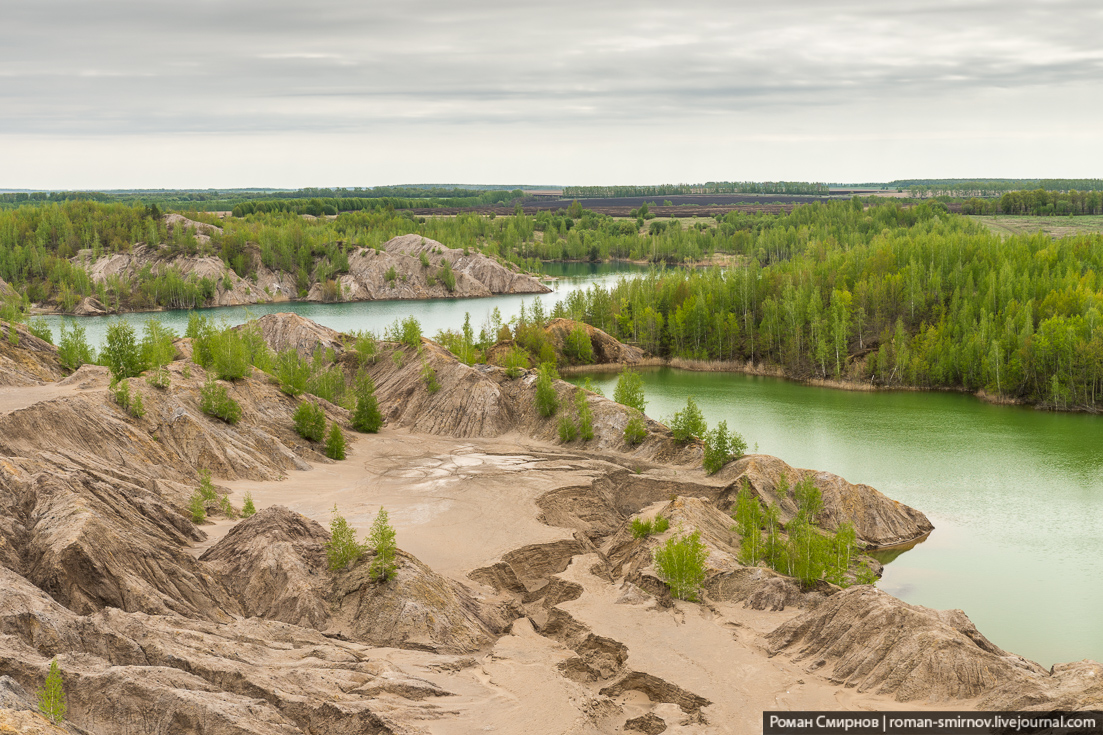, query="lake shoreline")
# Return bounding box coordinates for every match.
[560,356,1103,414]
